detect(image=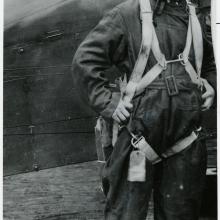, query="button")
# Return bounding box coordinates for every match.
[18,47,24,54]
